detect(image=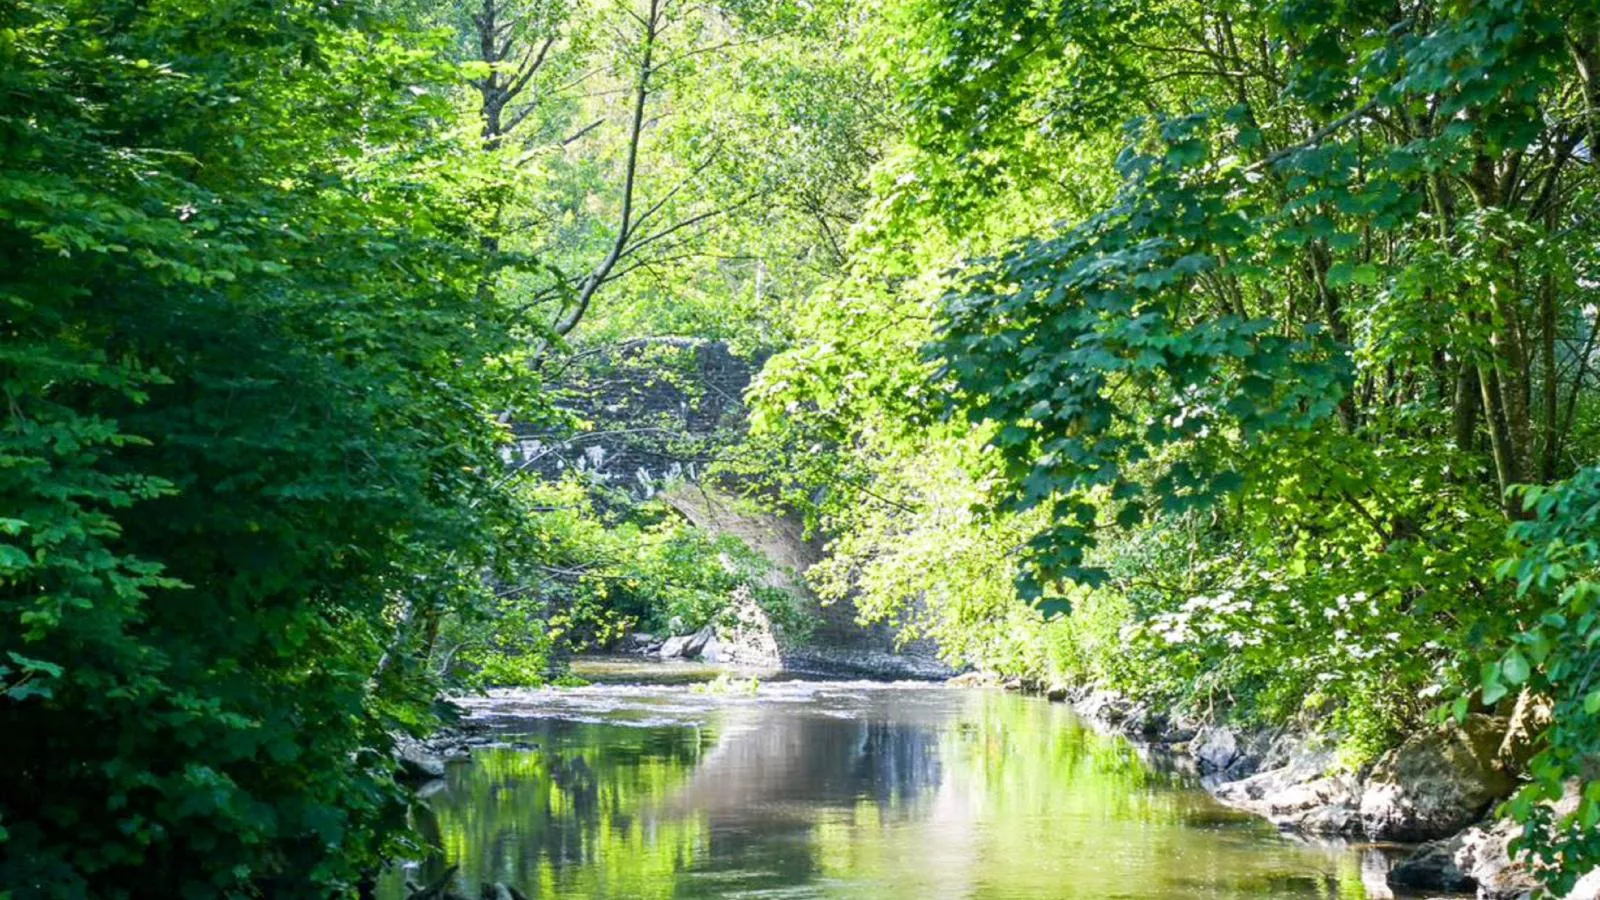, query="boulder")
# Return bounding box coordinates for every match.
[1387,834,1477,893]
[625,632,655,651]
[1452,782,1599,900]
[658,635,691,659]
[1119,704,1191,742]
[700,635,723,663]
[1150,718,1196,744]
[394,735,447,784]
[1358,714,1513,841]
[1077,689,1132,727]
[1457,816,1539,899]
[683,624,716,658]
[1212,742,1363,835]
[1192,726,1241,773]
[1191,726,1273,780]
